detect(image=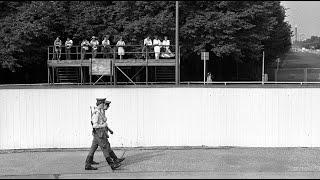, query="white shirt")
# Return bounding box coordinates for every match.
[102,39,110,47]
[116,40,125,46]
[81,40,90,50]
[153,39,161,46]
[54,39,62,46]
[162,40,170,46]
[90,40,99,50]
[65,40,73,49]
[91,108,108,128]
[144,38,152,46]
